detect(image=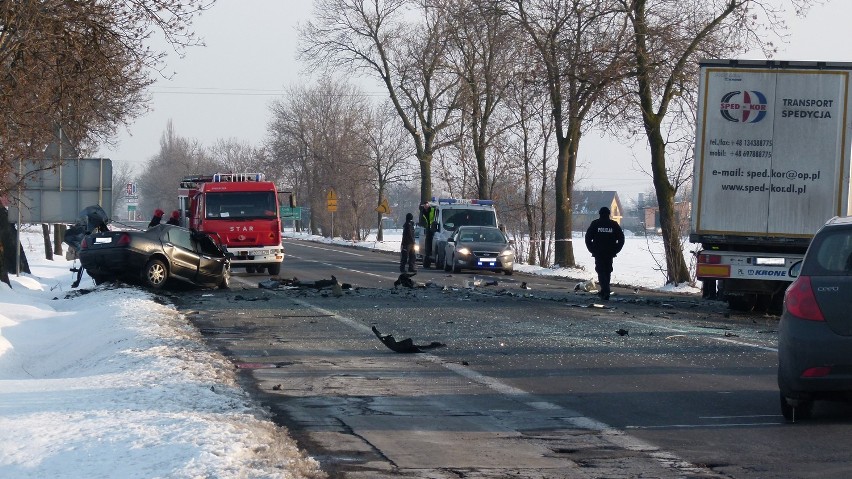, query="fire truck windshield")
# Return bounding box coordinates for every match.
[205,191,277,220]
